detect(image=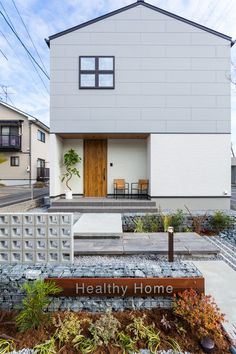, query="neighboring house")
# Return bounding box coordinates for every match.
[0,101,50,186]
[47,0,234,209]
